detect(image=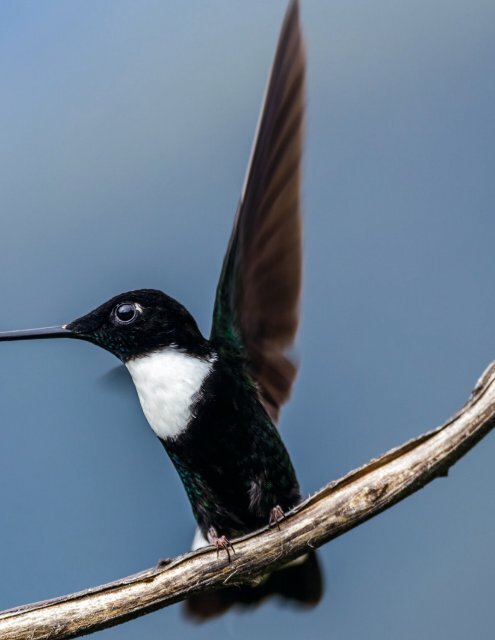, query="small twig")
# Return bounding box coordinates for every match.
[1,362,495,640]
